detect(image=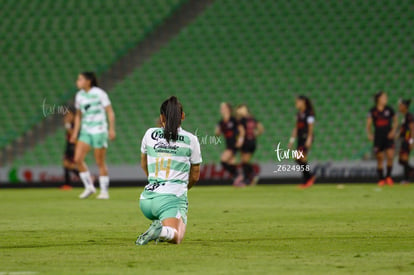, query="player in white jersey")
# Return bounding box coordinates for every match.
[136,96,202,245]
[70,72,116,199]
